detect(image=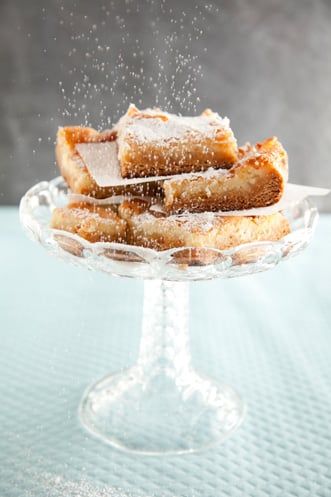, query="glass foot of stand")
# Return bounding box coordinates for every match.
[79,280,245,455]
